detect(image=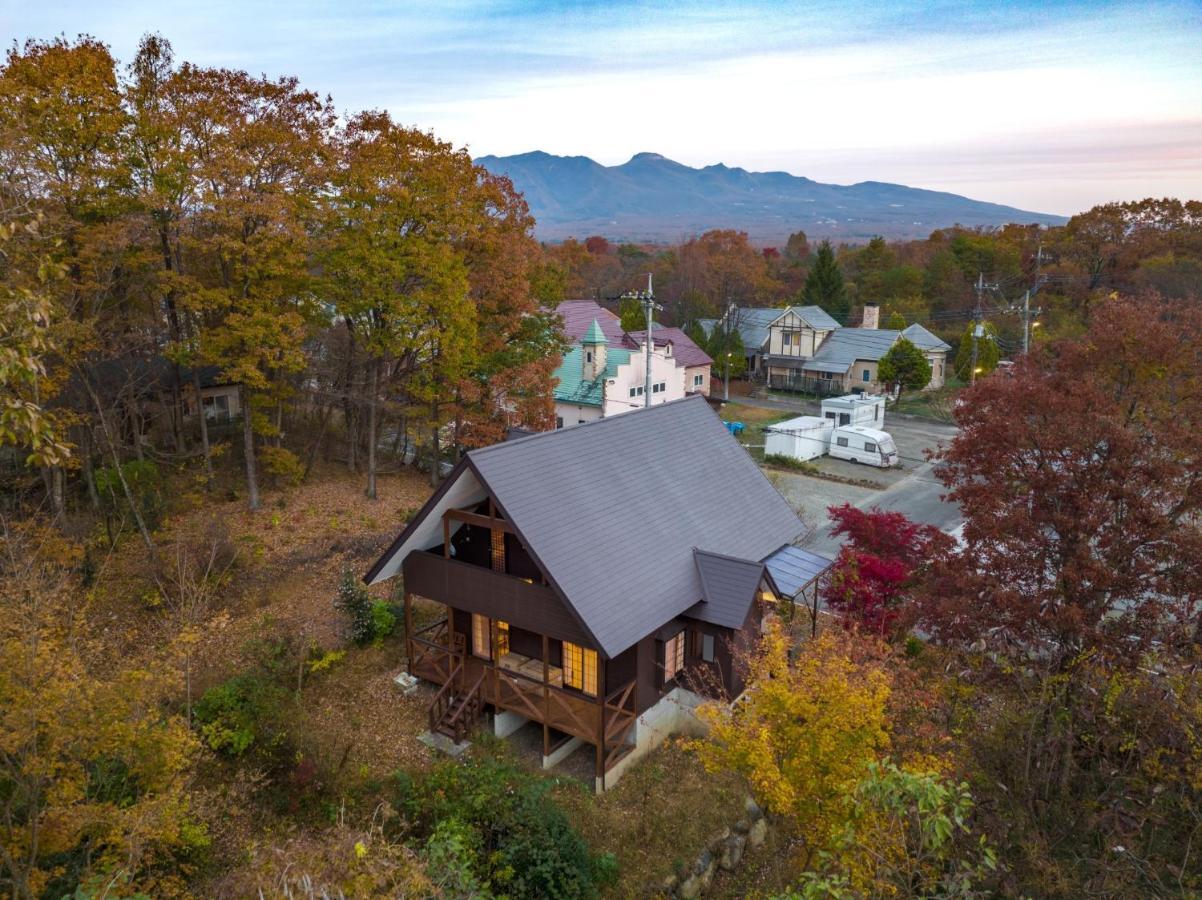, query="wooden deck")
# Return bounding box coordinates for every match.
[409,619,637,775]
